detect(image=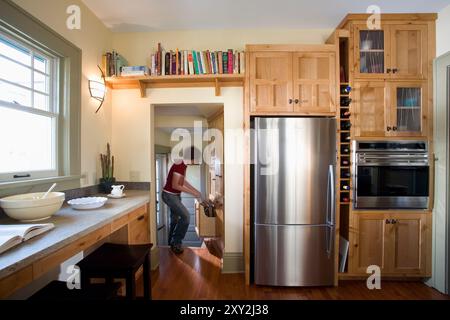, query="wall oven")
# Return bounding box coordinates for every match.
[353,141,429,209]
